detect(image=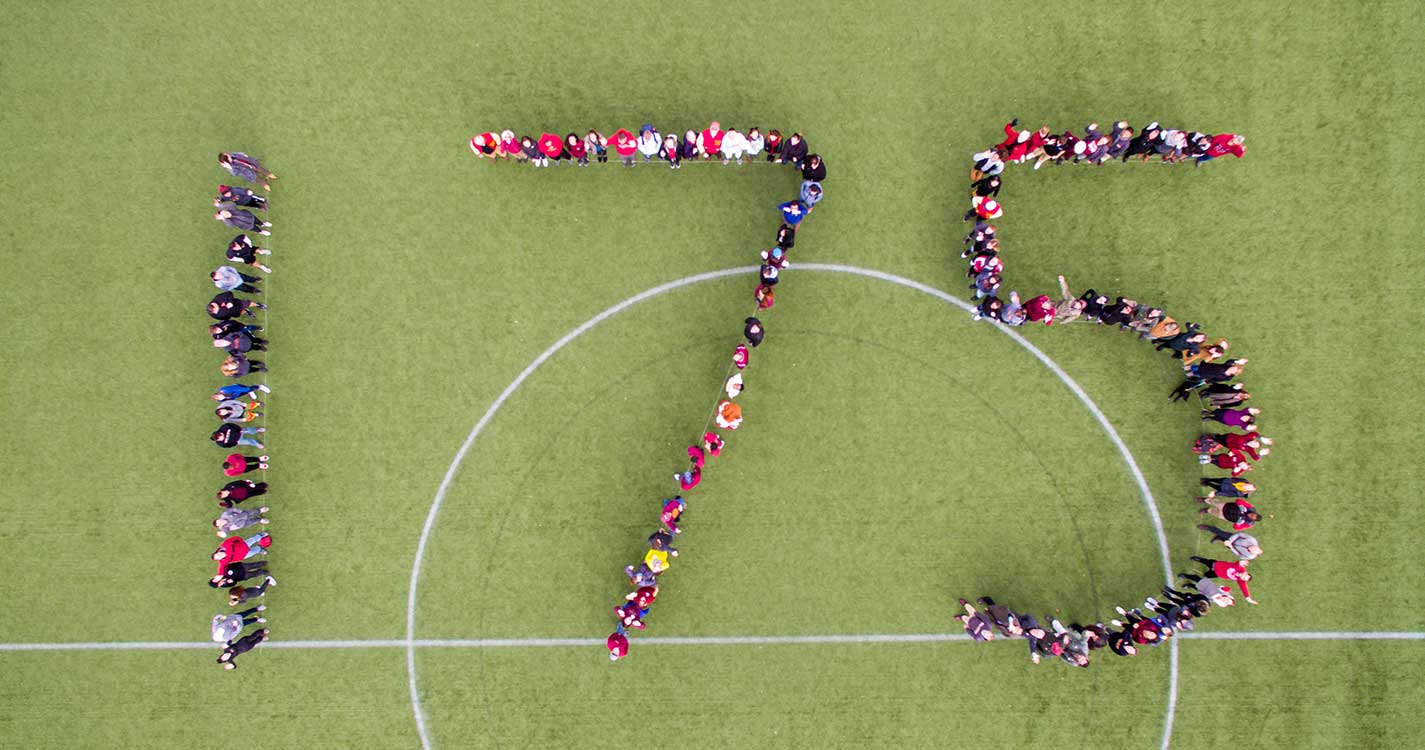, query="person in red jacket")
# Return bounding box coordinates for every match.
[626,585,658,609]
[607,631,629,661]
[993,119,1039,162]
[660,496,685,534]
[212,532,271,572]
[1216,431,1273,461]
[698,121,725,160]
[963,197,1001,222]
[610,128,638,167]
[1184,557,1258,604]
[1200,450,1252,476]
[701,431,725,456]
[1198,134,1246,166]
[615,600,646,633]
